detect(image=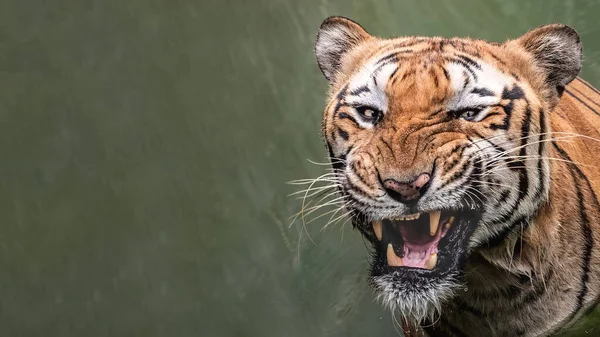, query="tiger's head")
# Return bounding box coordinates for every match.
[314,17,582,322]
